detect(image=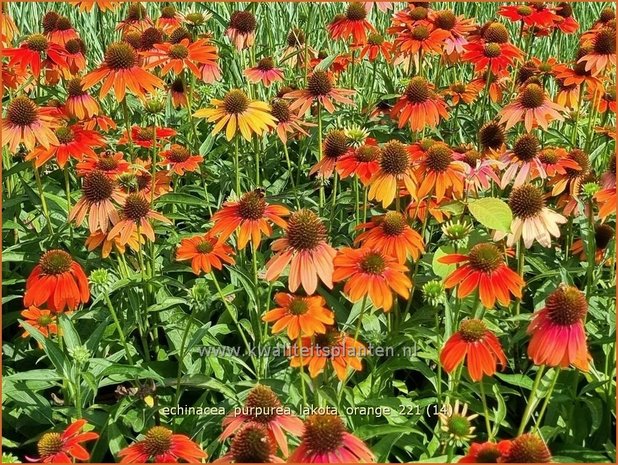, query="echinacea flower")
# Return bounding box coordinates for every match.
[108,193,171,245]
[578,27,616,76]
[214,423,284,463]
[549,148,589,196]
[69,170,124,233]
[536,147,581,178]
[499,133,547,188]
[46,15,80,47]
[499,434,552,463]
[20,306,58,339]
[478,121,507,153]
[64,77,100,120]
[176,233,235,275]
[76,151,130,179]
[358,33,392,61]
[265,209,336,294]
[499,4,558,27]
[440,243,524,309]
[328,2,376,44]
[116,3,152,34]
[393,23,451,57]
[571,223,614,264]
[285,70,355,114]
[462,23,523,74]
[245,57,284,86]
[456,149,502,194]
[118,125,176,149]
[411,141,466,201]
[220,384,304,457]
[3,33,67,78]
[118,426,207,463]
[368,140,416,207]
[144,38,219,79]
[159,144,202,175]
[289,414,375,463]
[459,441,511,463]
[336,140,381,185]
[438,401,478,446]
[194,89,276,141]
[2,96,59,152]
[355,211,424,263]
[156,5,182,34]
[24,250,90,312]
[554,3,579,33]
[440,319,507,381]
[310,129,350,178]
[210,189,289,249]
[333,247,411,311]
[226,10,257,50]
[444,81,483,106]
[595,187,616,221]
[429,9,476,59]
[269,98,311,144]
[553,61,603,94]
[527,284,590,371]
[391,76,448,131]
[82,41,164,101]
[28,420,98,463]
[263,293,334,339]
[291,328,365,380]
[498,83,564,132]
[498,184,567,248]
[70,0,119,13]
